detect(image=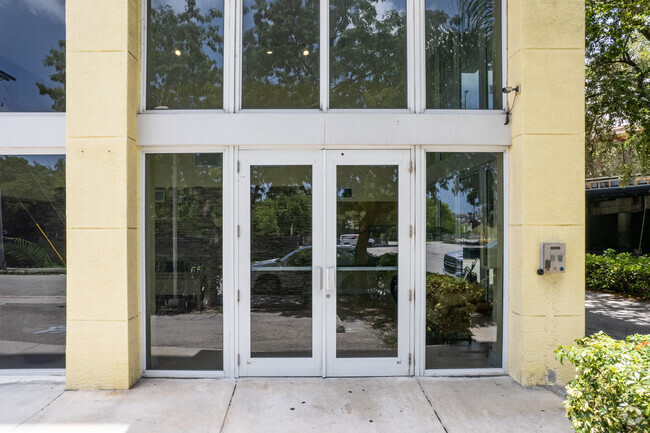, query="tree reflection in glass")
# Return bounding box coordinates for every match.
[0,1,65,112]
[330,0,407,108]
[0,156,66,368]
[425,0,502,110]
[147,0,224,110]
[249,166,313,357]
[242,0,319,108]
[336,165,399,358]
[424,153,503,369]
